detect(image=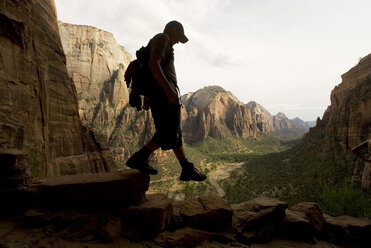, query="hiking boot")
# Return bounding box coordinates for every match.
[179,162,206,182]
[126,152,158,175]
